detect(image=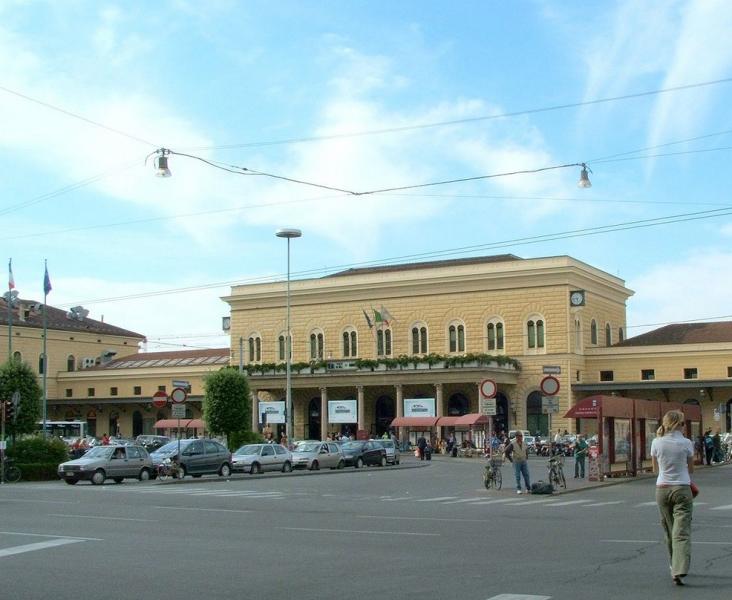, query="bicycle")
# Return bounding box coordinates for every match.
[483,456,503,490]
[156,459,184,481]
[1,458,22,483]
[547,455,566,489]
